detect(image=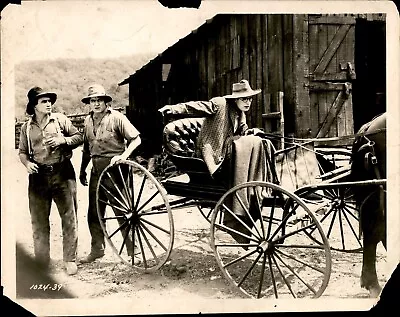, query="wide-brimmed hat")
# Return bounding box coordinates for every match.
[26,86,57,115]
[224,79,261,99]
[81,84,112,104]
